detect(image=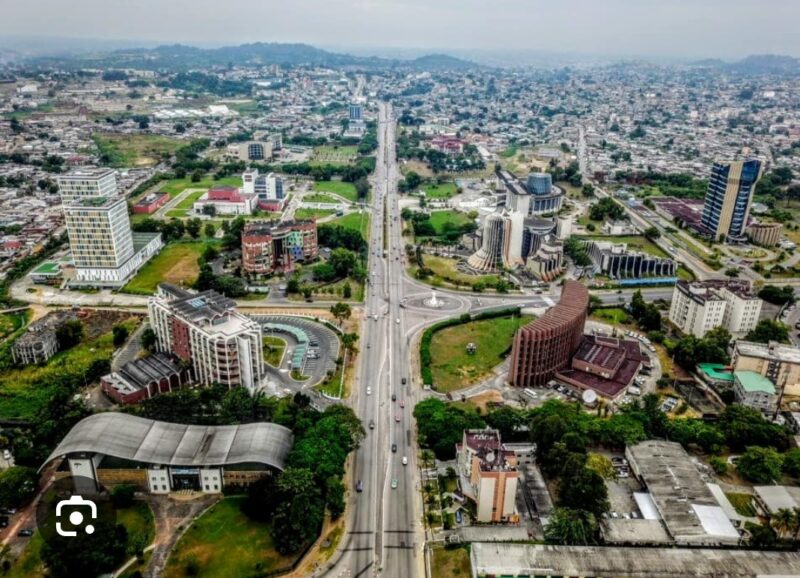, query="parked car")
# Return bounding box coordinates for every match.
[17,529,33,537]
